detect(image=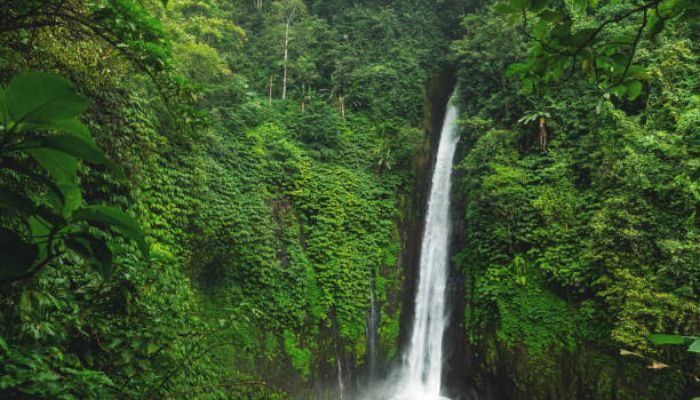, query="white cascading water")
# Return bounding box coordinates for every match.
[338,357,345,400]
[393,91,460,400]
